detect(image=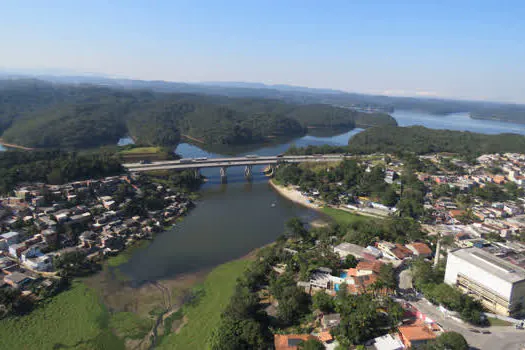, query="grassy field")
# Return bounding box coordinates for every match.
[109,311,154,340]
[158,259,251,349]
[487,316,513,327]
[321,207,374,226]
[0,282,124,350]
[119,146,161,155]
